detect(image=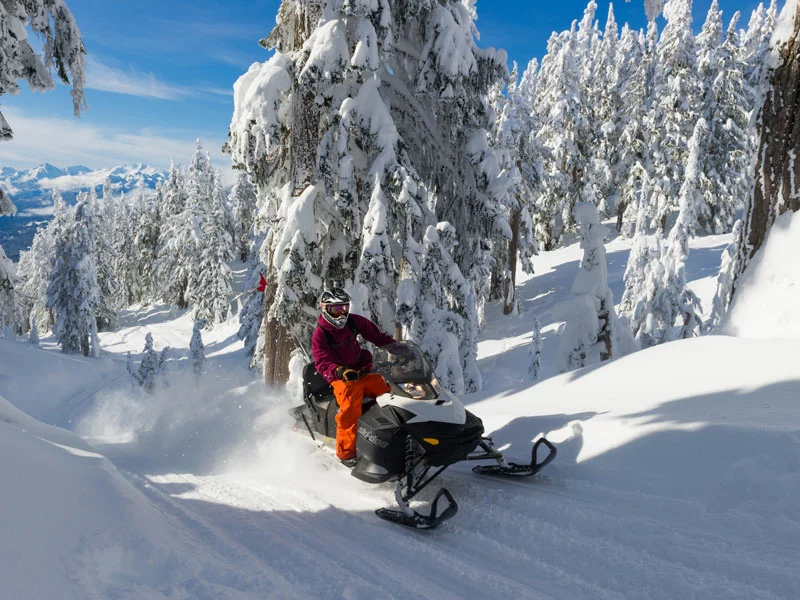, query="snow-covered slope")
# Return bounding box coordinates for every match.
[722,211,800,339]
[1,235,799,599]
